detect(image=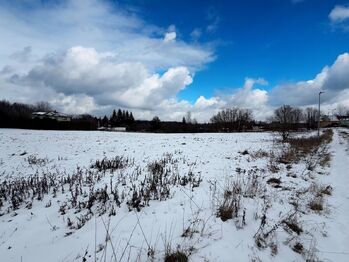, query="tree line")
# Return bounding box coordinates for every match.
[0,100,136,131]
[1,99,346,132]
[0,100,97,130]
